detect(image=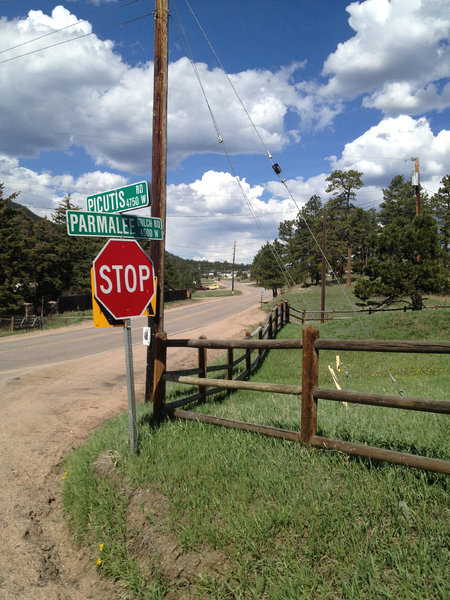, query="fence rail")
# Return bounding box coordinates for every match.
[0,315,43,332]
[157,301,292,412]
[313,387,449,414]
[153,302,449,474]
[290,304,450,323]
